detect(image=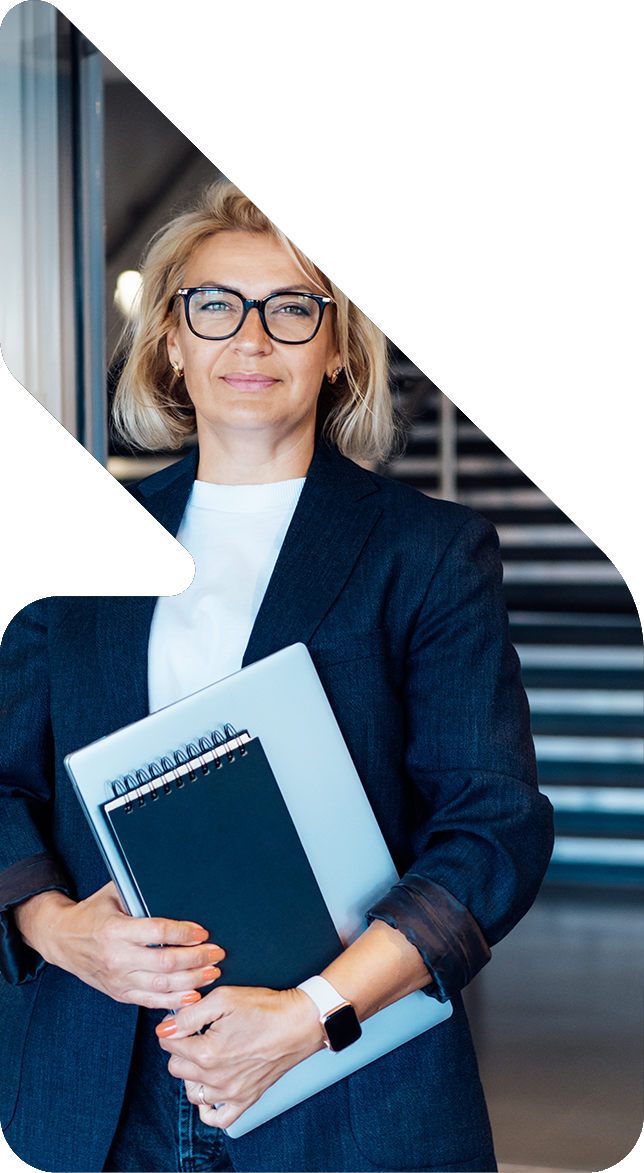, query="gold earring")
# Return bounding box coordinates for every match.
[171,360,183,376]
[328,367,343,385]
